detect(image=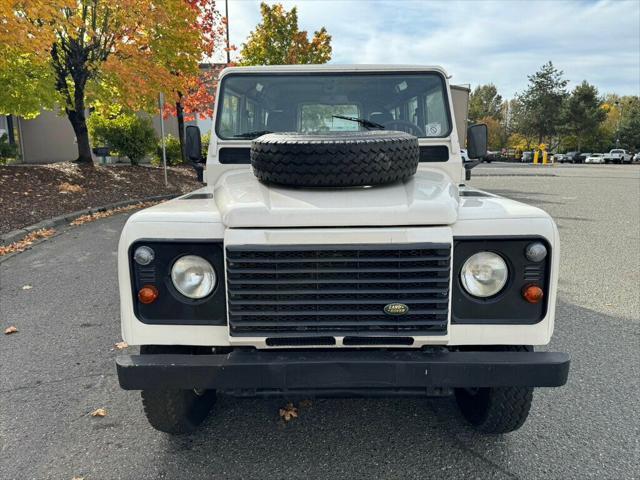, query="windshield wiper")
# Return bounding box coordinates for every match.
[332,115,385,130]
[232,130,272,138]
